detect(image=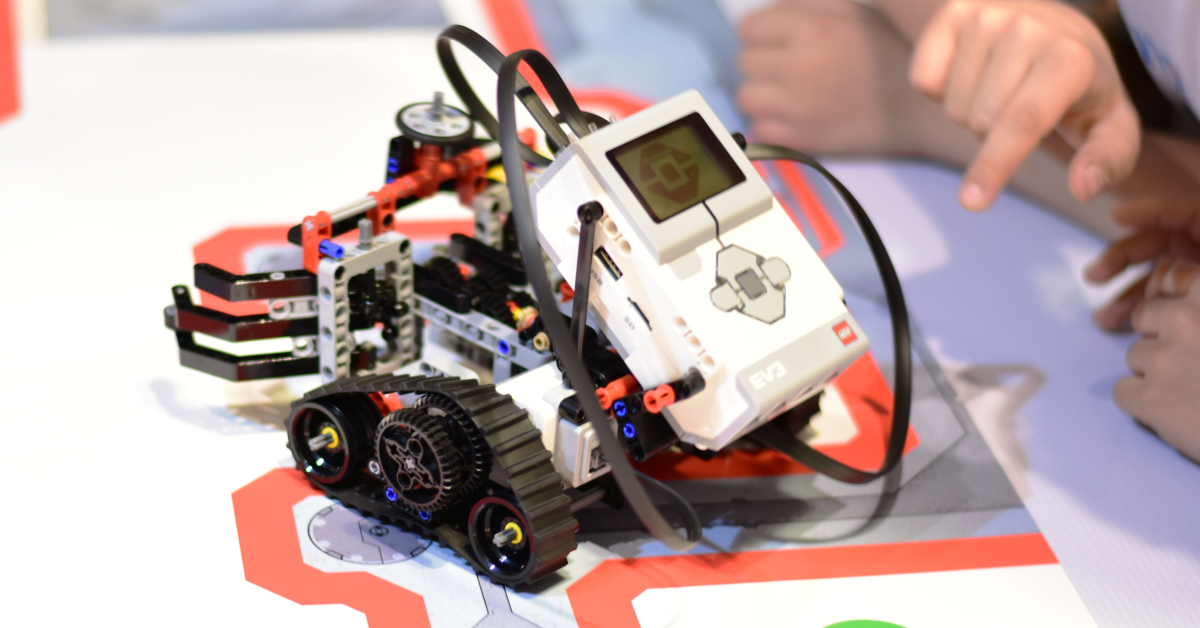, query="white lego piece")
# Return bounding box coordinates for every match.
[495,364,613,488]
